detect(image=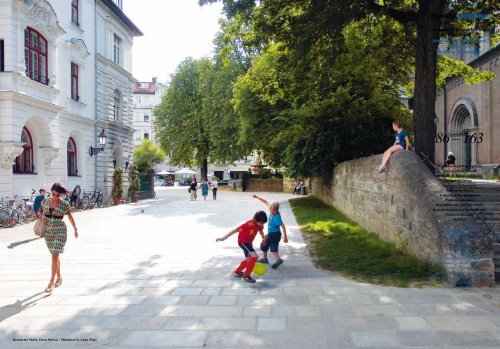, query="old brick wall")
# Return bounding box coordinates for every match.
[246,179,284,192]
[312,151,494,287]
